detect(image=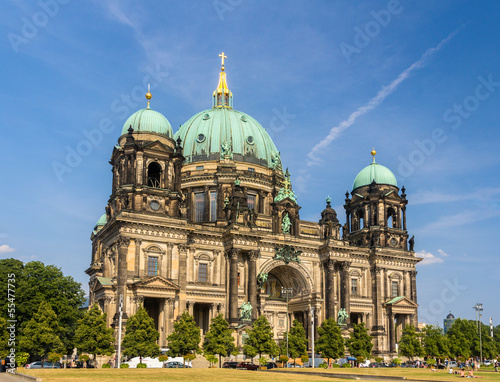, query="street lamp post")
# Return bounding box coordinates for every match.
[310,306,315,369]
[473,303,483,364]
[281,287,293,367]
[117,294,123,368]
